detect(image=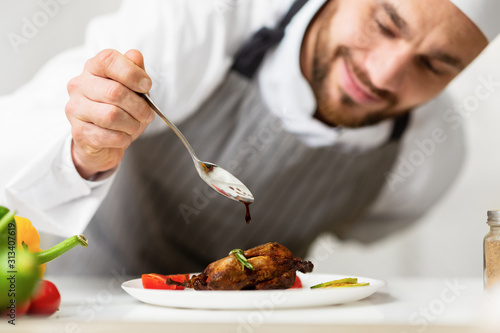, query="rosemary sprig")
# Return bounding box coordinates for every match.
[229,249,255,271]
